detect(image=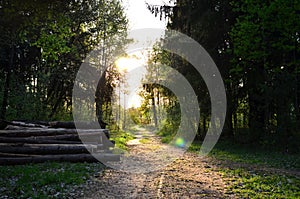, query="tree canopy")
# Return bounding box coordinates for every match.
[145,0,300,151]
[0,0,128,121]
